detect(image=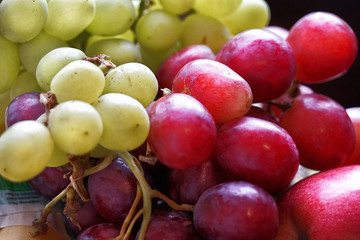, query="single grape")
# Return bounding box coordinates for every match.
[0,120,54,182]
[36,47,86,92]
[279,93,356,171]
[172,59,253,125]
[28,166,70,199]
[48,100,103,156]
[76,223,120,240]
[5,92,45,129]
[19,32,68,75]
[159,0,195,15]
[93,93,150,152]
[87,156,137,224]
[85,0,136,36]
[215,116,299,192]
[135,9,182,52]
[44,0,96,41]
[181,13,232,54]
[148,93,217,169]
[193,0,242,17]
[86,29,136,47]
[0,34,21,93]
[341,107,360,166]
[220,0,271,35]
[193,181,279,240]
[287,11,358,84]
[85,38,142,66]
[0,0,48,43]
[245,105,278,124]
[216,28,296,103]
[103,62,158,108]
[9,71,42,100]
[263,25,289,39]
[50,60,105,104]
[156,44,215,97]
[135,210,202,240]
